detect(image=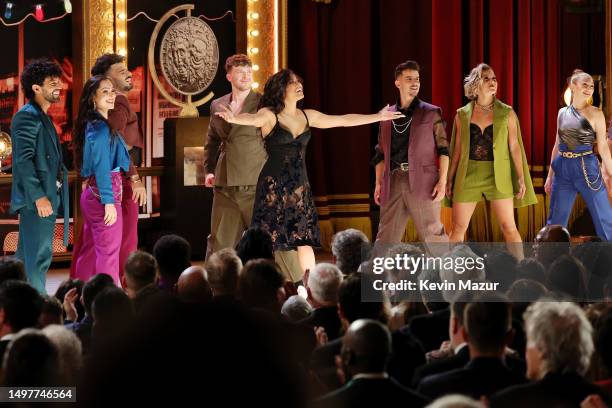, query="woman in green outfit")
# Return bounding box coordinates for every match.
[446,63,536,254]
